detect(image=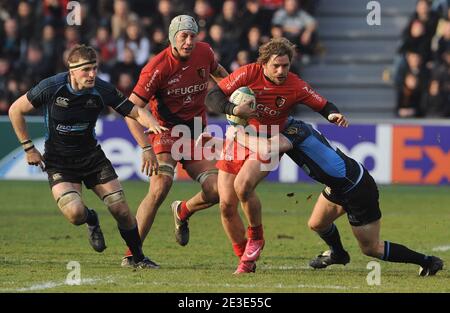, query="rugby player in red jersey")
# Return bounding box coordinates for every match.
[206,37,348,274]
[122,15,229,267]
